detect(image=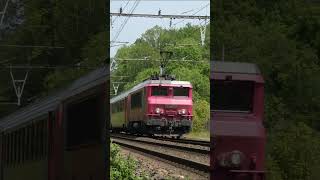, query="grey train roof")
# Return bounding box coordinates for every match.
[110,80,191,104]
[211,61,261,74]
[65,66,108,98]
[0,66,109,131]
